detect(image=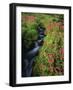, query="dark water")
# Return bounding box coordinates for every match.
[22,25,45,77]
